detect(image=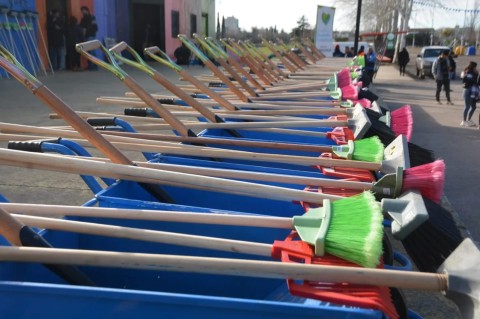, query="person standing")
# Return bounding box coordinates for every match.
[447,51,456,81]
[174,43,191,65]
[47,9,65,71]
[432,50,453,105]
[364,47,376,82]
[460,61,479,127]
[398,47,410,76]
[79,6,98,70]
[66,16,84,71]
[344,46,354,58]
[332,44,345,57]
